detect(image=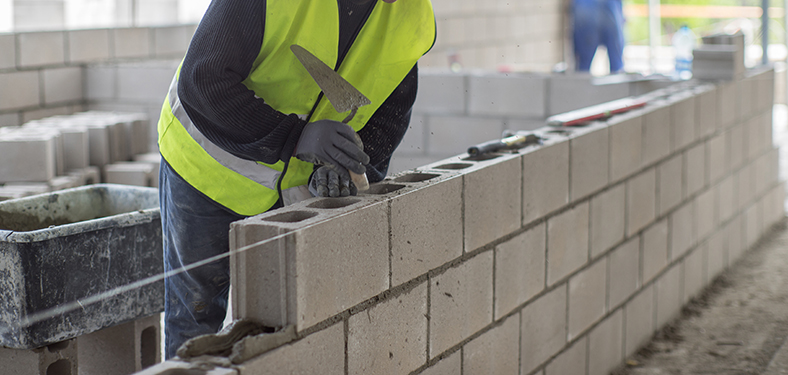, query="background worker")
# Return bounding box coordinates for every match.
[572,0,626,73]
[156,0,436,358]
